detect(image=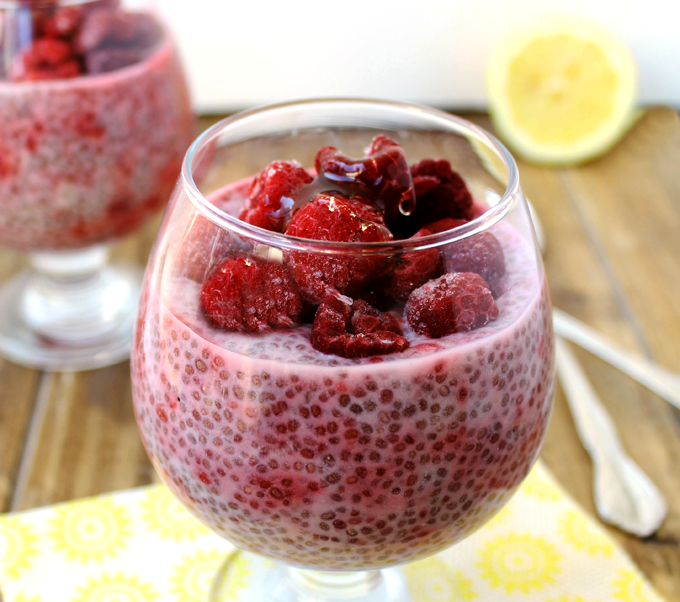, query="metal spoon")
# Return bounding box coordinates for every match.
[527,203,668,536]
[555,337,667,536]
[553,308,680,411]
